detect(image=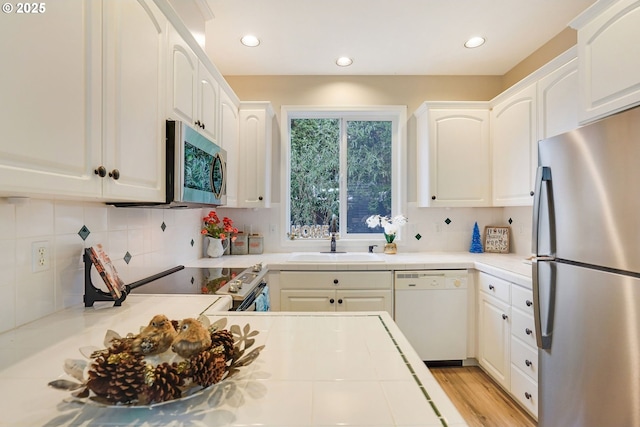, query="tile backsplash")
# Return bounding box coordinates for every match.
[0,199,204,333]
[0,198,533,333]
